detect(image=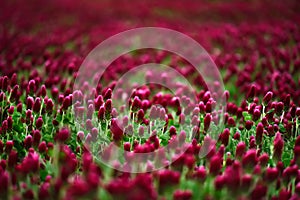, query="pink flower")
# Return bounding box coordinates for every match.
[173,190,192,200]
[110,119,123,142]
[273,132,284,163]
[55,128,70,143]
